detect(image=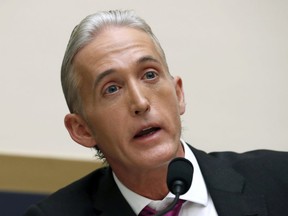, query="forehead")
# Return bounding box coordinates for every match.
[73,26,164,71]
